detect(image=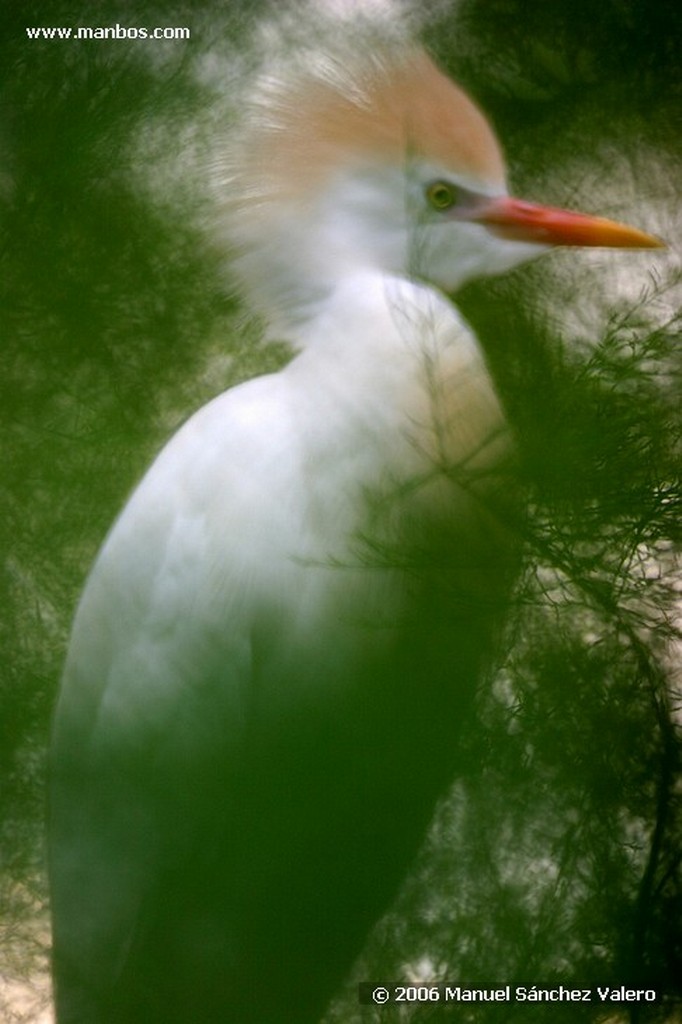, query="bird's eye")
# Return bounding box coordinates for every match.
[426,181,458,211]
